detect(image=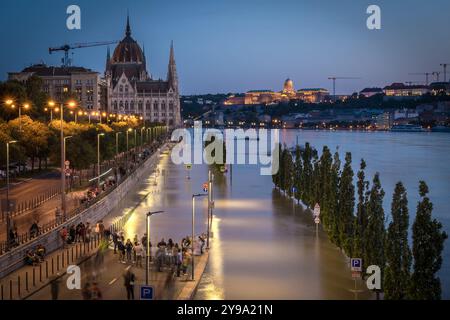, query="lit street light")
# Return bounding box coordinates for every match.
[191,193,208,280]
[146,211,165,285]
[5,140,17,249]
